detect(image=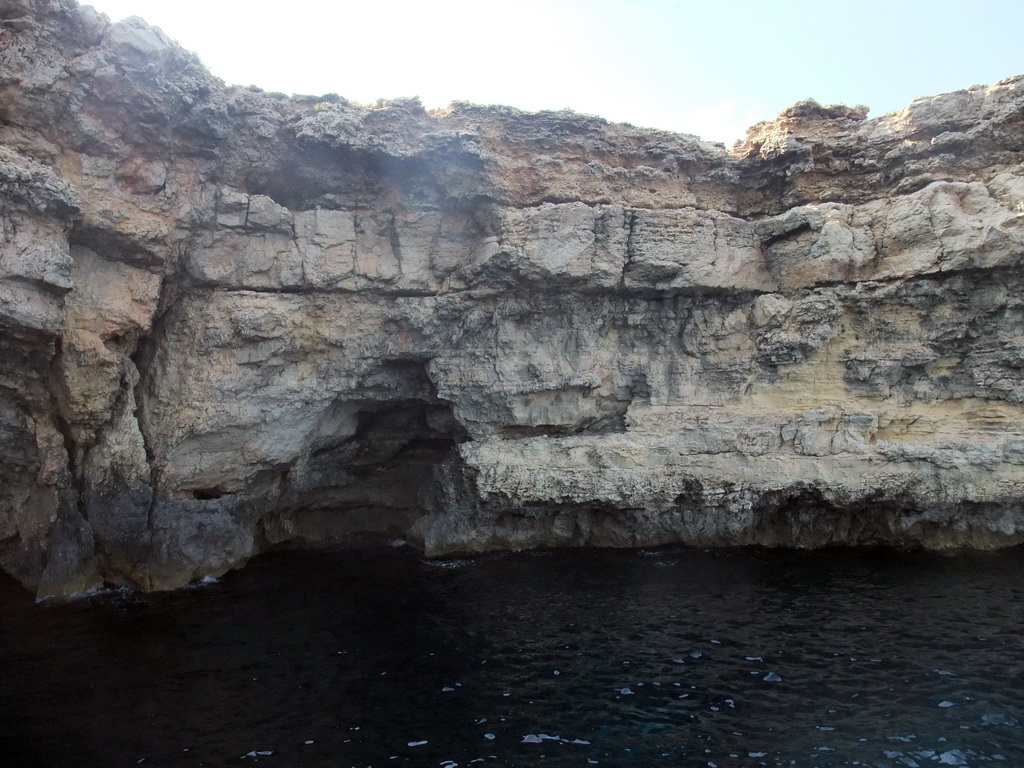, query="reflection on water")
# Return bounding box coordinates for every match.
[2,545,1023,767]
